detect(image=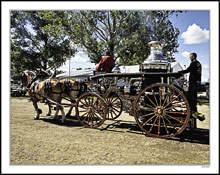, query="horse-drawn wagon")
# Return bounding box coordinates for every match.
[71,41,199,138]
[22,41,202,139]
[75,71,194,139]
